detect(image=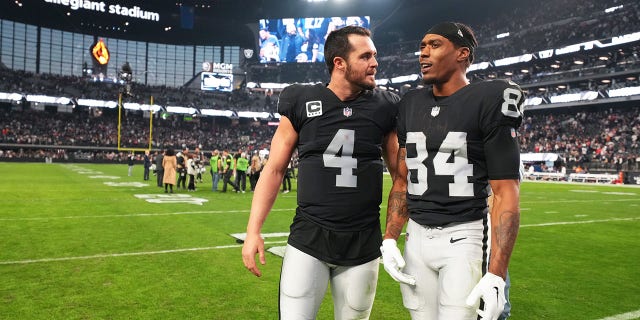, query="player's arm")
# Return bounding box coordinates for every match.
[241,116,298,277]
[487,178,520,279]
[382,129,399,180]
[384,146,409,240]
[380,147,415,285]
